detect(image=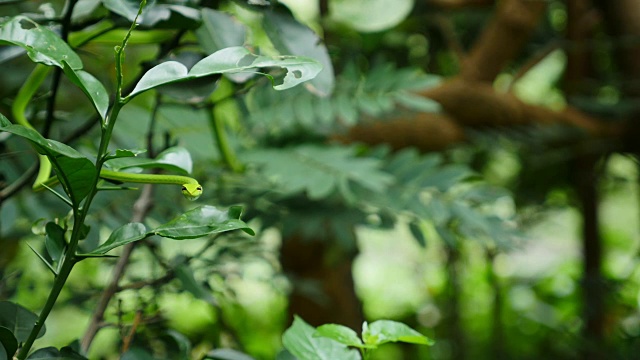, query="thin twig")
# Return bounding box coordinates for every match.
[80,183,155,352]
[121,310,143,354]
